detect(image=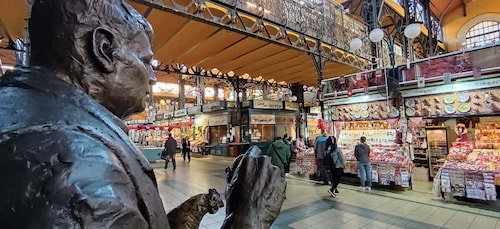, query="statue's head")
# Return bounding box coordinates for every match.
[29,0,155,119]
